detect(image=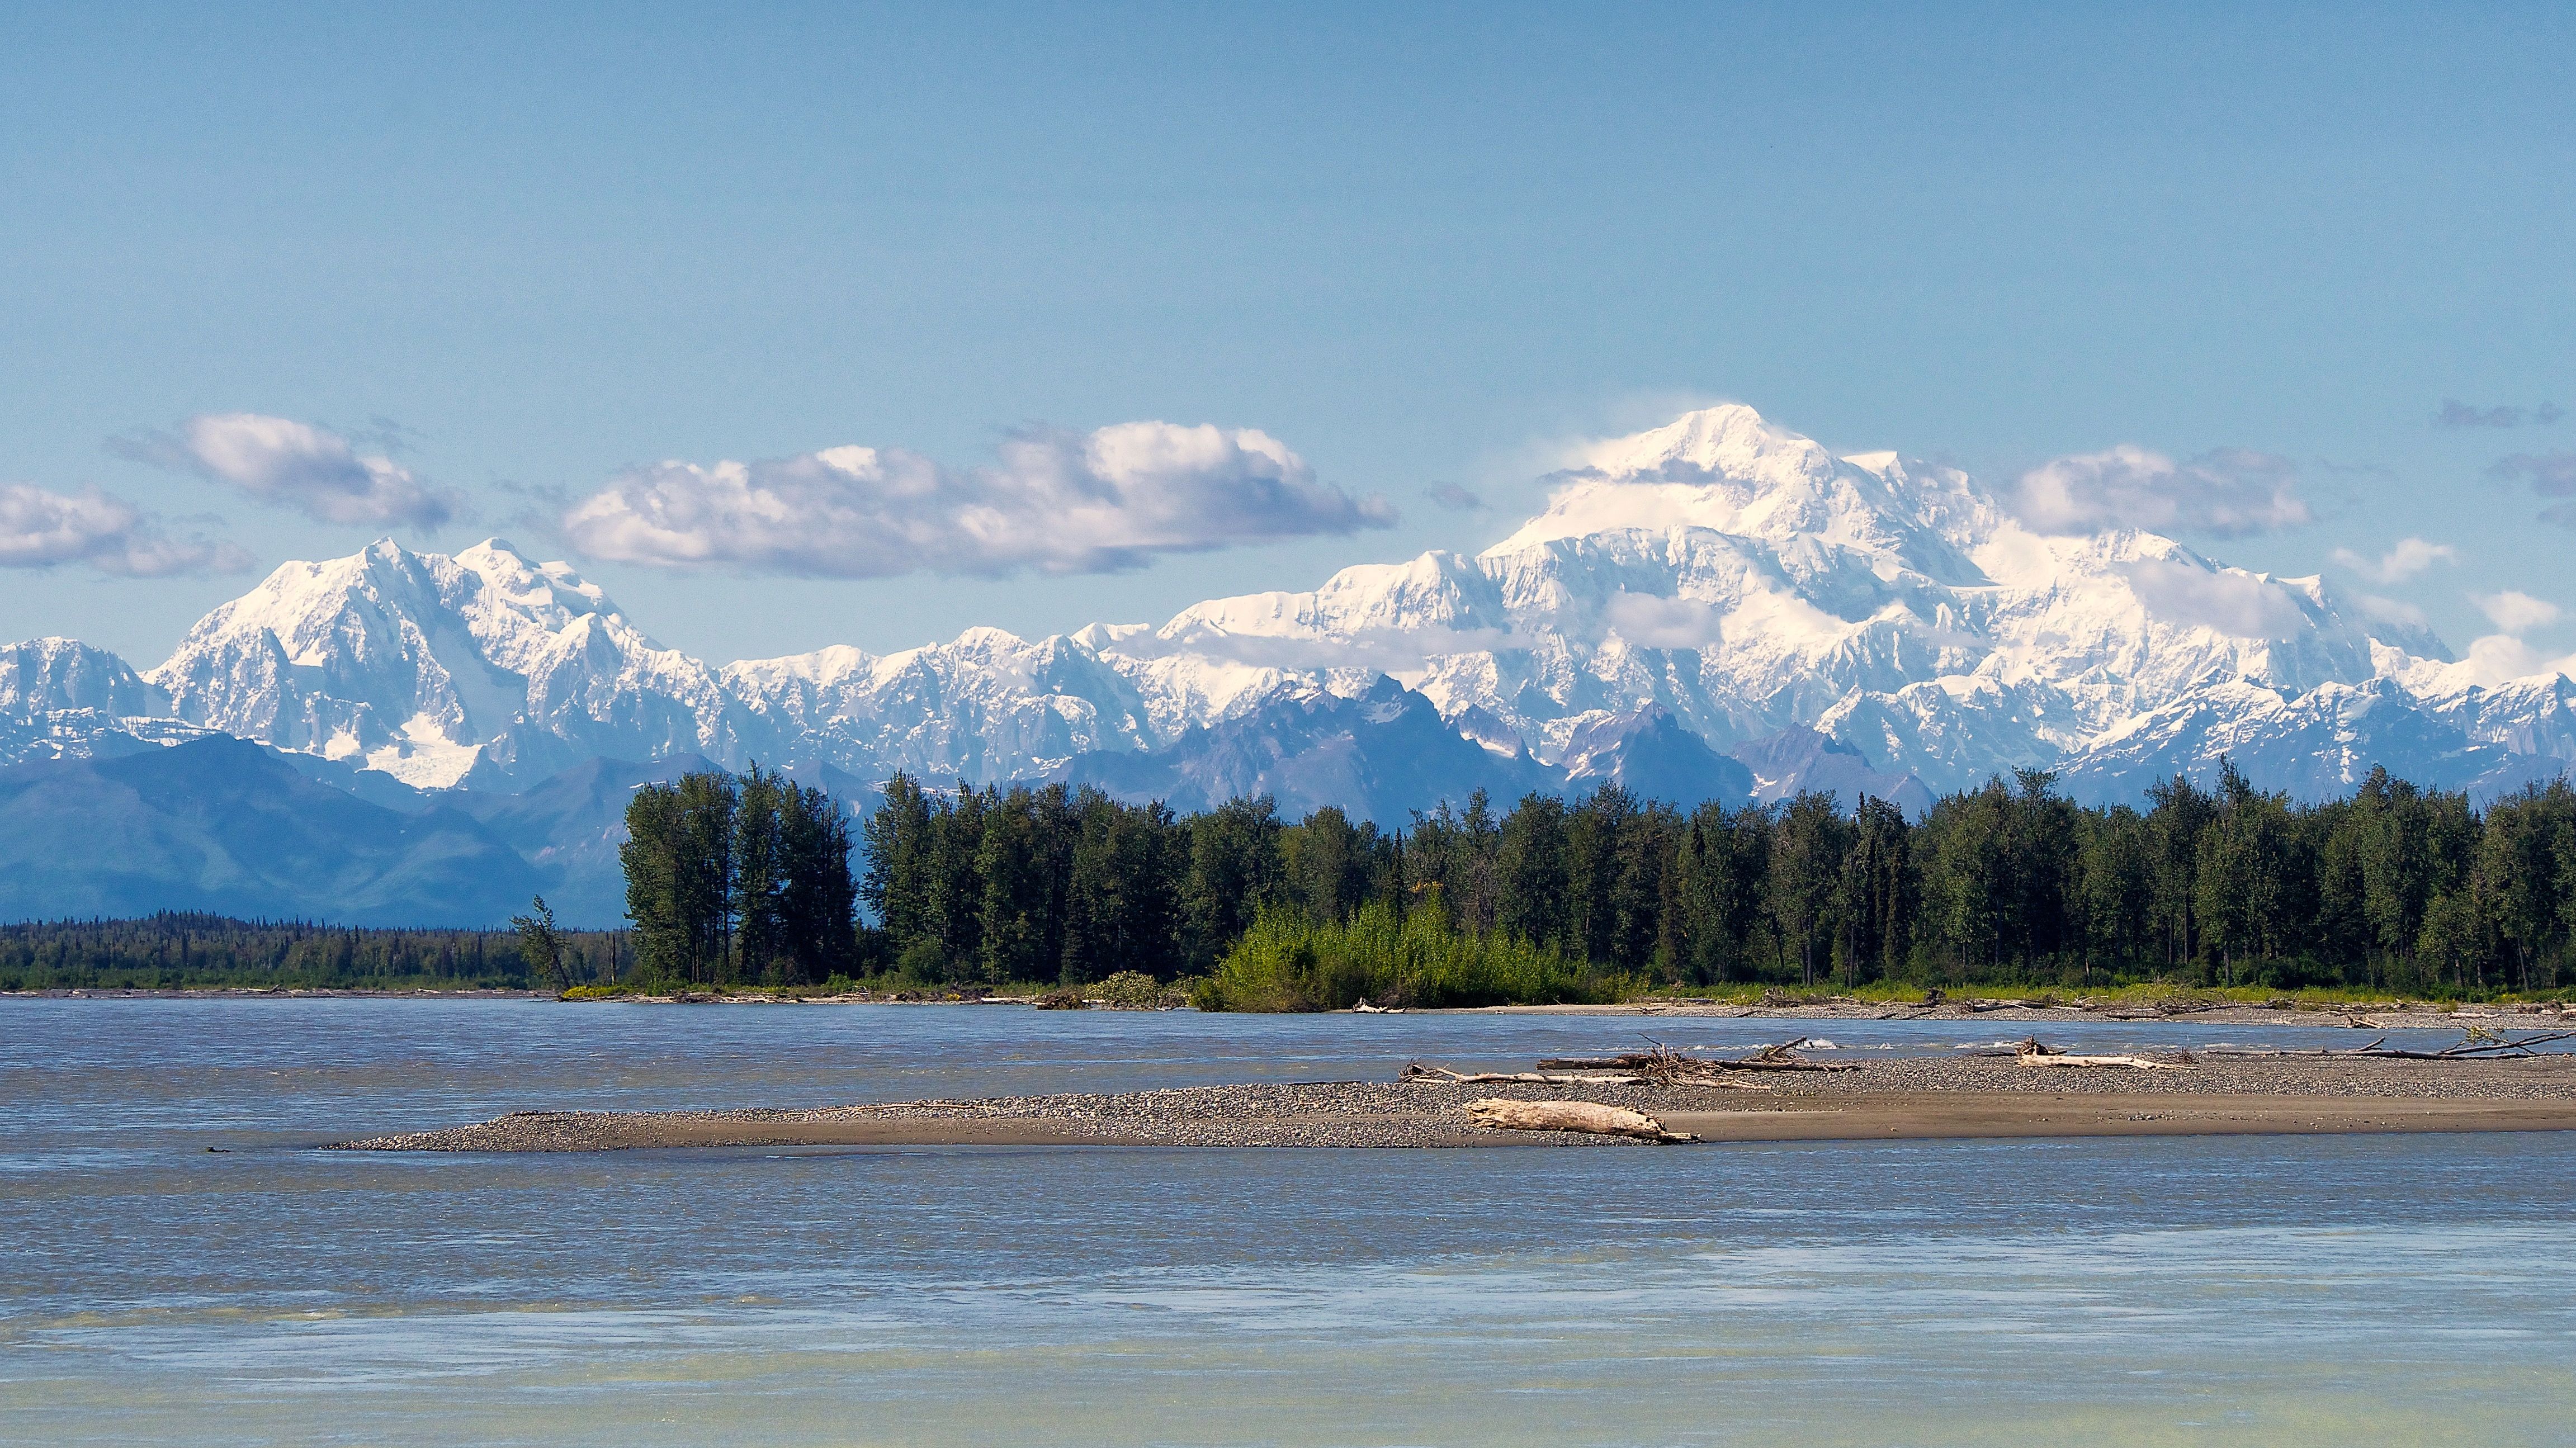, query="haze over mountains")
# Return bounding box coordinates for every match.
[6,405,2572,923]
